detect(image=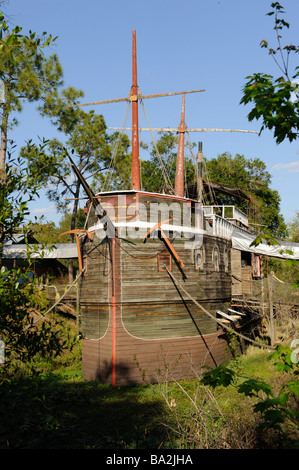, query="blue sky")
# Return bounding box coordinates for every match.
[3,0,299,227]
